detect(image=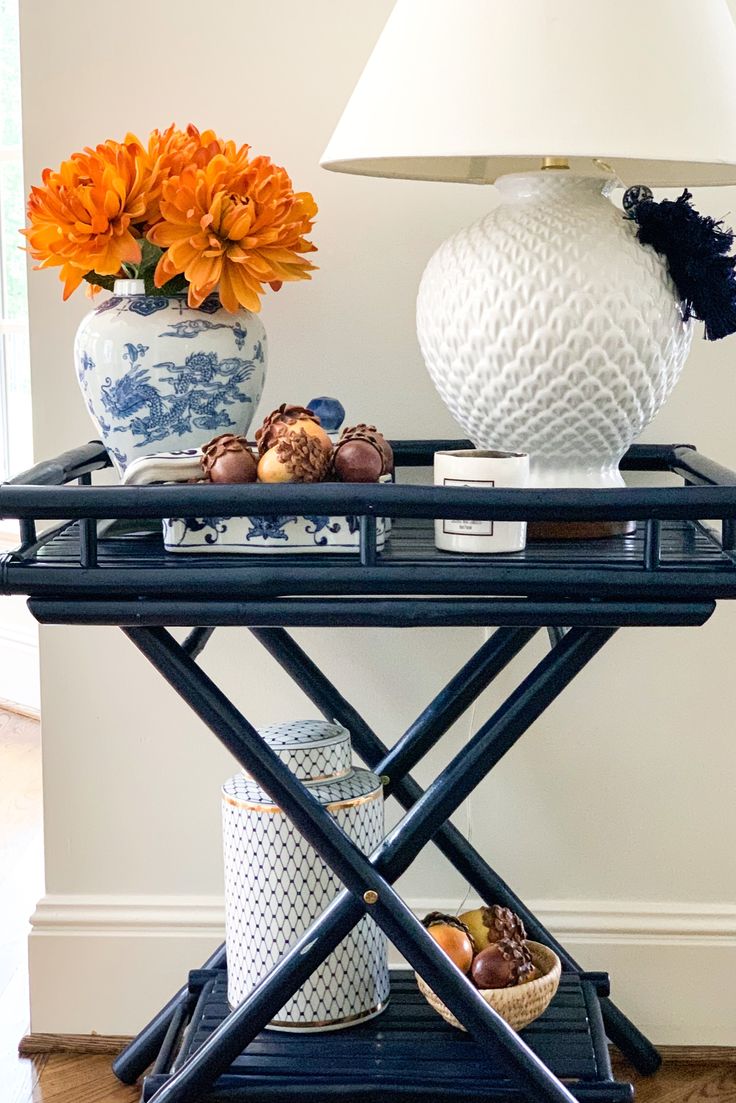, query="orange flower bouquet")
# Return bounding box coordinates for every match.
[22,126,318,471]
[23,124,318,313]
